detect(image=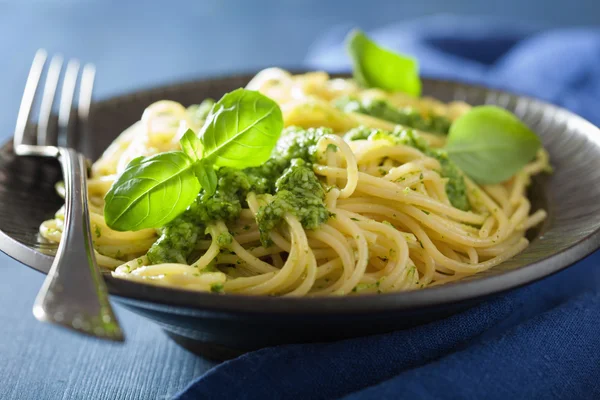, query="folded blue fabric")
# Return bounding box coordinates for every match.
[175,16,600,400]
